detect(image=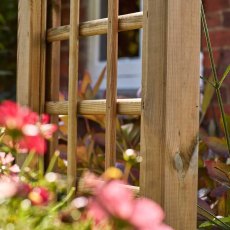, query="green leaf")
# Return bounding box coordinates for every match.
[198,205,230,229]
[219,65,230,87]
[201,75,215,122]
[199,216,230,229]
[220,113,230,134]
[93,66,106,97]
